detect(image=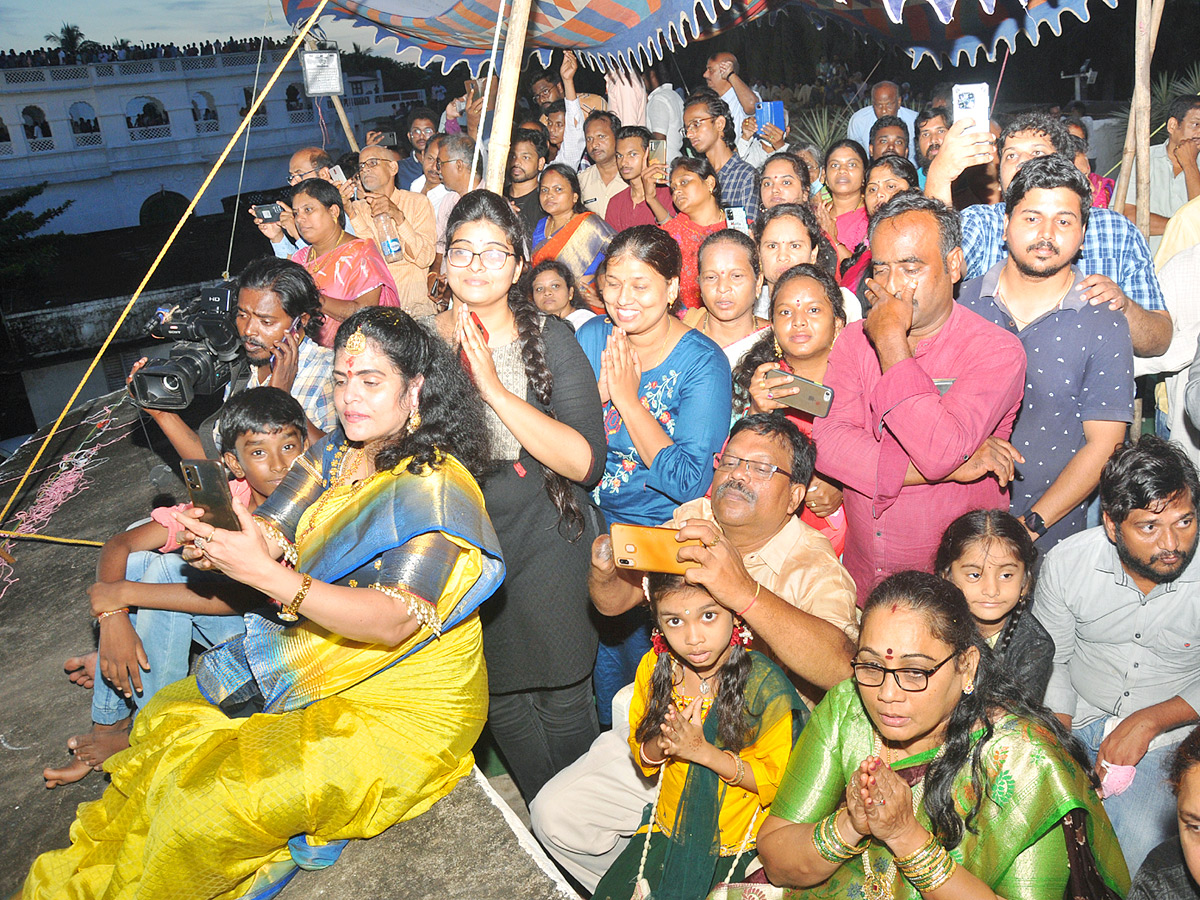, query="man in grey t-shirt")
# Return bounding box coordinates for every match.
[1036,435,1200,873]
